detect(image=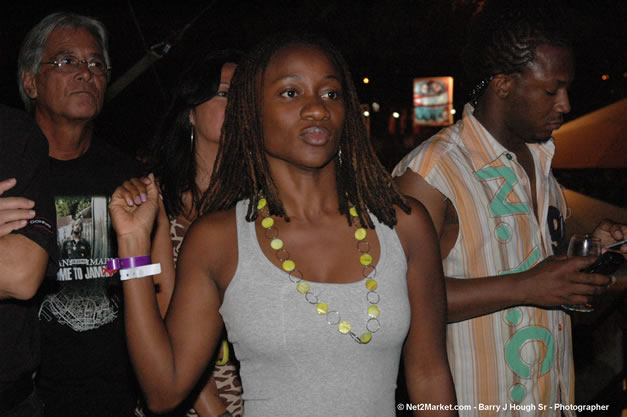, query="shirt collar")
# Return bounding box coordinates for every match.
[460,103,556,172]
